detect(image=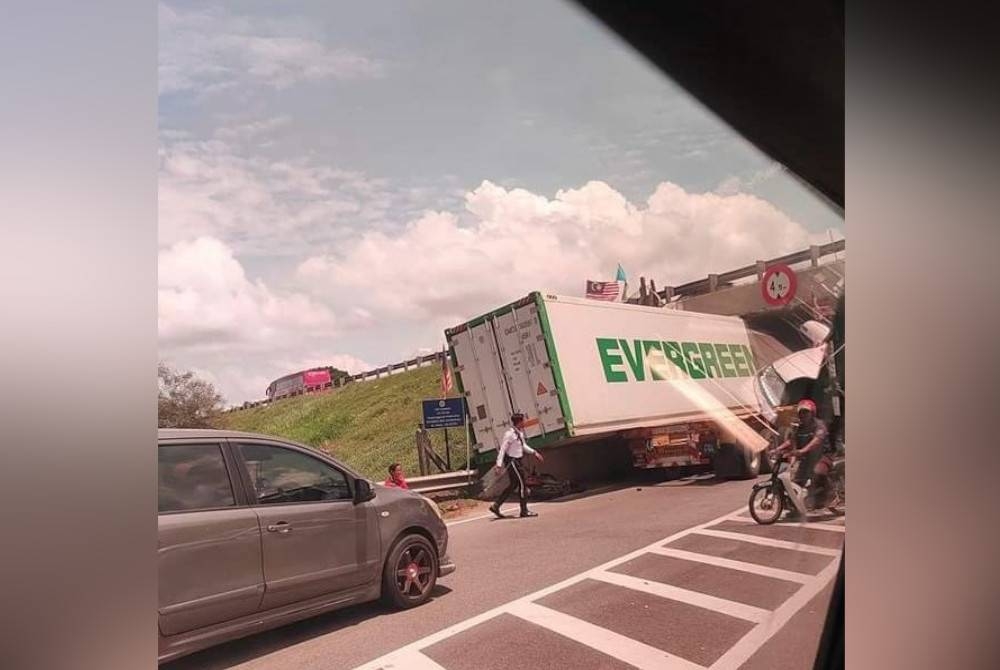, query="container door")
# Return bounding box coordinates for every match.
[492,304,564,439]
[464,321,514,453]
